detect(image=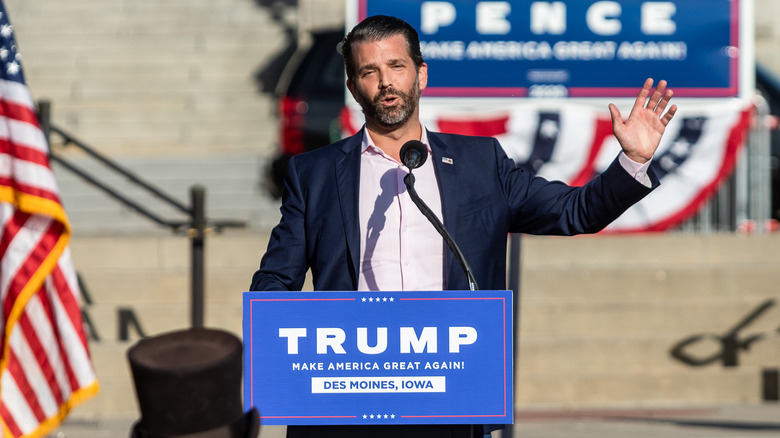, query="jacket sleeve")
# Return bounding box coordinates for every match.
[249,156,309,291]
[496,139,659,235]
